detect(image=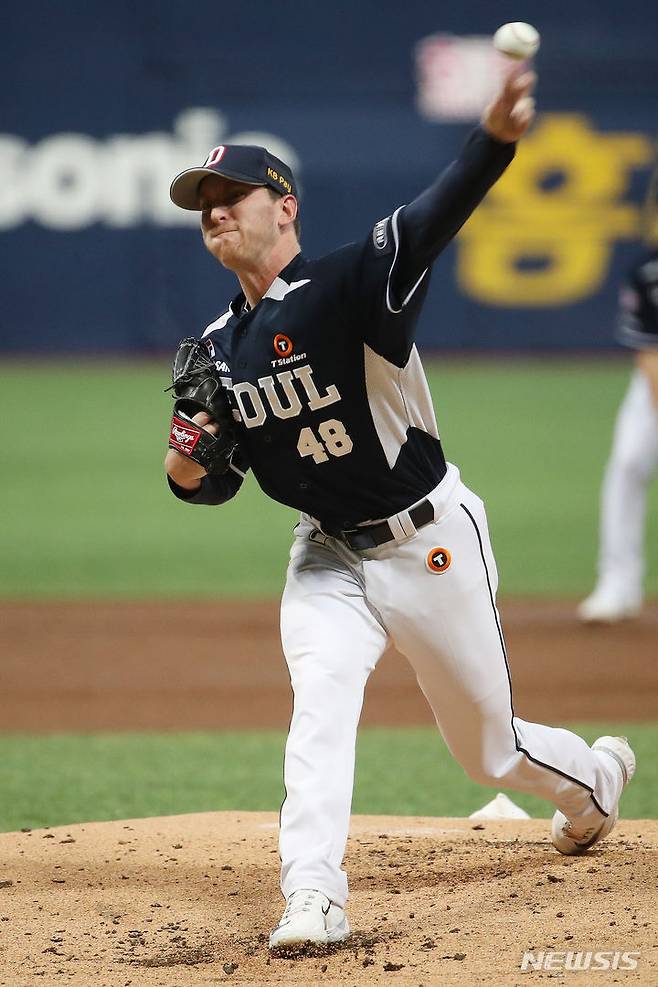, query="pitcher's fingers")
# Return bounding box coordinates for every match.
[511,96,536,126]
[192,411,220,436]
[508,70,536,99]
